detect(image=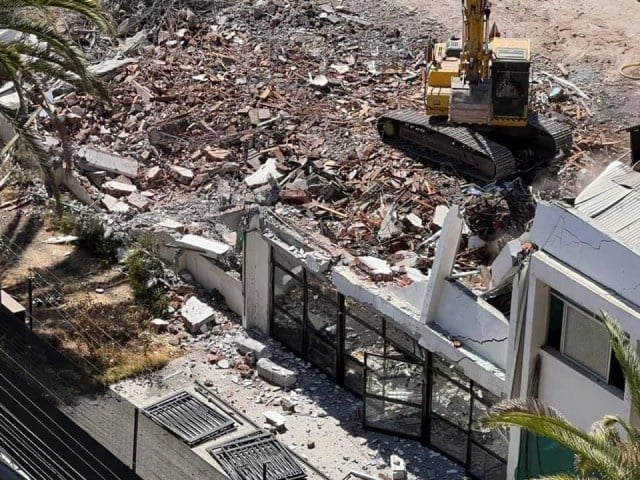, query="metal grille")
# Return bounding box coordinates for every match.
[209,431,306,480]
[143,391,236,446]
